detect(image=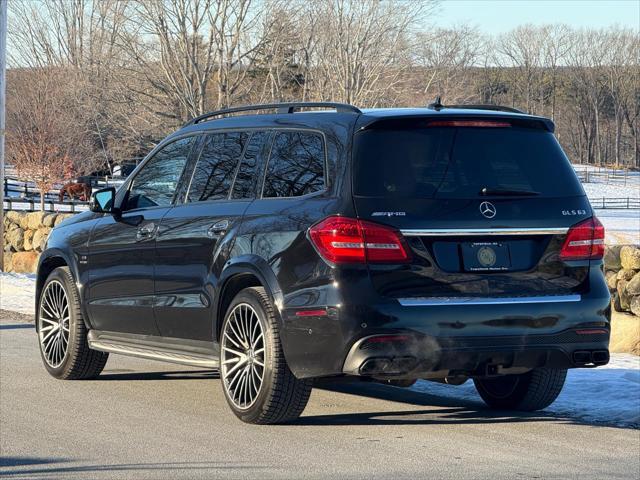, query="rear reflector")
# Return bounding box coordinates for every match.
[309,216,411,264]
[295,309,328,317]
[426,120,511,128]
[362,335,412,344]
[575,329,608,335]
[560,217,605,260]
